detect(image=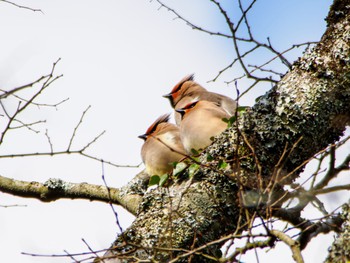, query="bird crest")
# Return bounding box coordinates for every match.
[145,113,171,135]
[169,74,195,94]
